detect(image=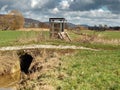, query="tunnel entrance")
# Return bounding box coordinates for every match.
[19,53,33,74]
